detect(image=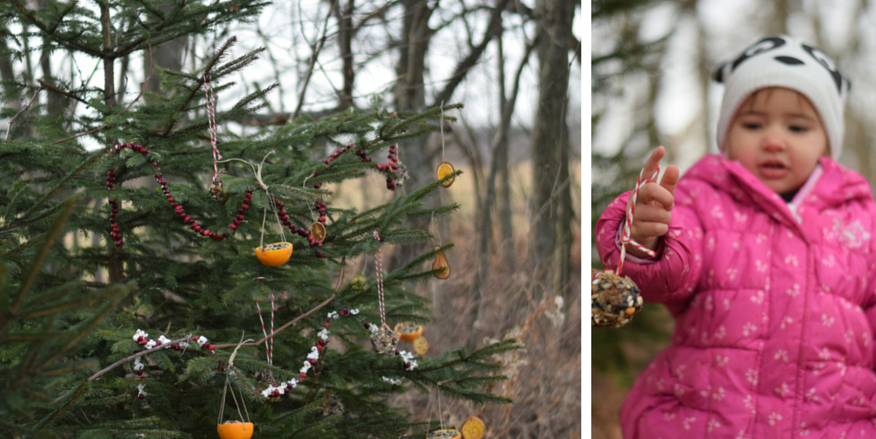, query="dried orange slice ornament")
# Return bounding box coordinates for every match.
[394,322,423,342]
[460,416,485,439]
[428,429,461,439]
[255,242,293,267]
[432,246,450,279]
[311,222,327,242]
[436,162,455,188]
[413,335,429,355]
[217,421,254,439]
